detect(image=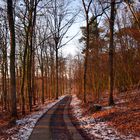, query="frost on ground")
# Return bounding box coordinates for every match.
[70,95,137,140]
[4,95,66,140]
